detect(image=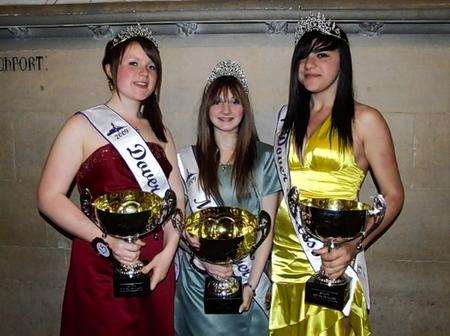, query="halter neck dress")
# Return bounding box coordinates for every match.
[269,114,371,335]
